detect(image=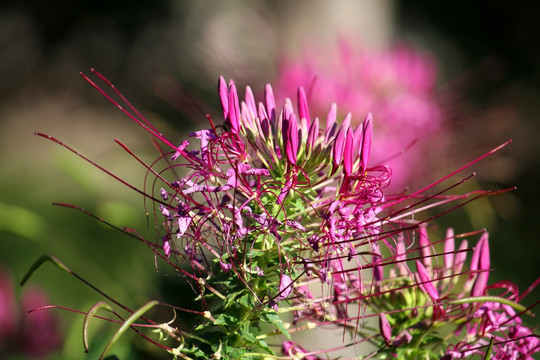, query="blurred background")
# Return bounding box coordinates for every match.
[1,1,539,358]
